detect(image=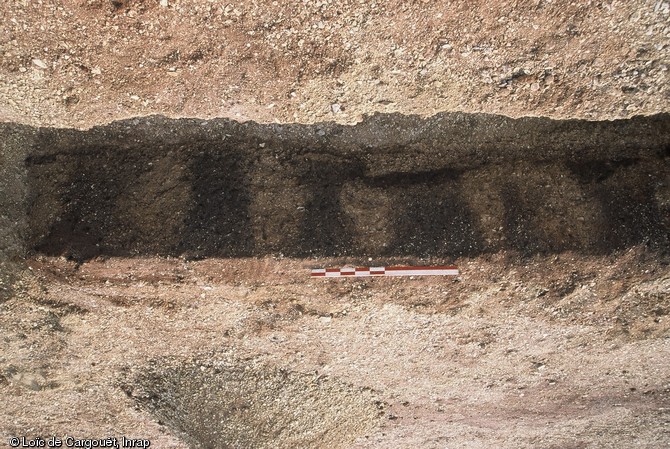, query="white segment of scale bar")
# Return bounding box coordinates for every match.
[384,269,459,276]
